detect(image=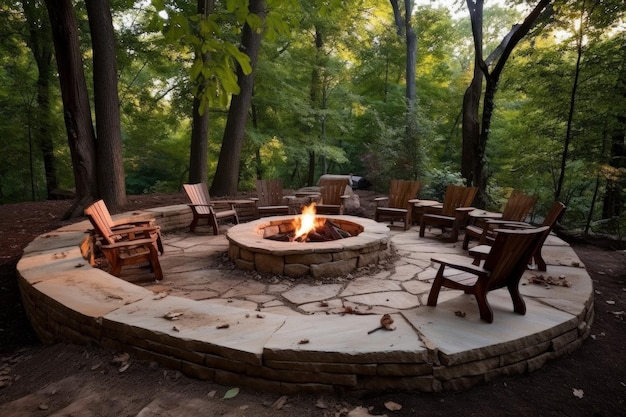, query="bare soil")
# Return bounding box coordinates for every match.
[0,192,624,416]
